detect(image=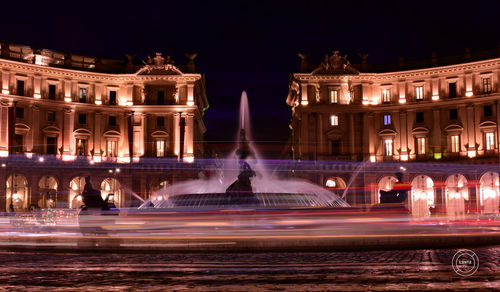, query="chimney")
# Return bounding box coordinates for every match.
[64,52,72,67]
